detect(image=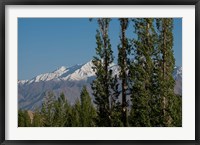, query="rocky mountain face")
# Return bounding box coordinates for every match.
[18,60,182,110]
